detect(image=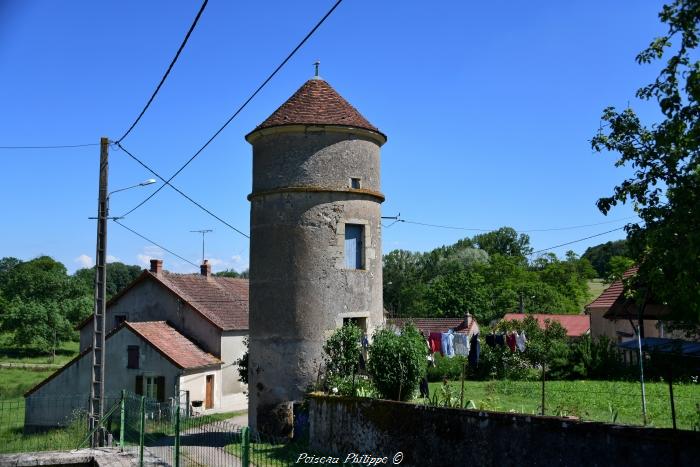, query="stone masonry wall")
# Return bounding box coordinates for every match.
[308,394,699,467]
